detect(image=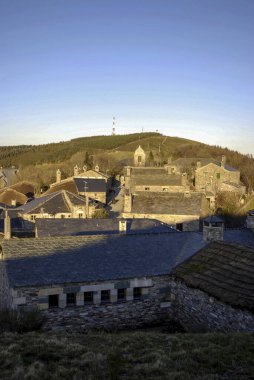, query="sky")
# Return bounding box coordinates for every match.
[0,0,253,154]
